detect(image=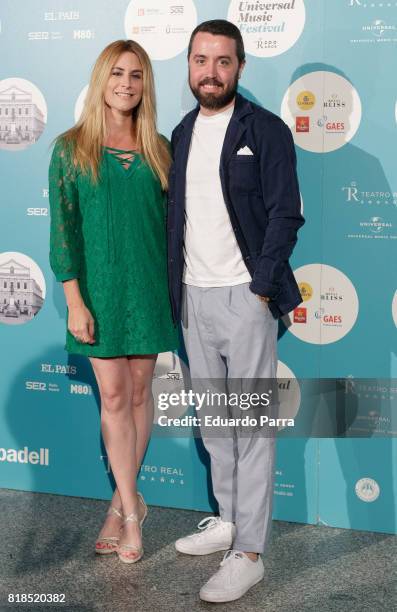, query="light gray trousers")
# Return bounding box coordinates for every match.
[181,282,278,553]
